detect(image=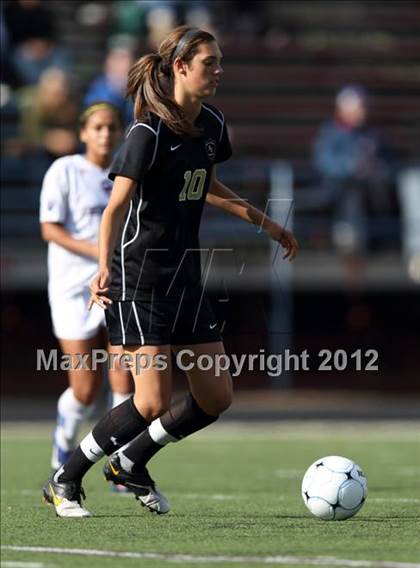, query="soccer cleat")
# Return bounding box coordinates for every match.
[103,455,170,514]
[42,476,92,518]
[109,451,130,494]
